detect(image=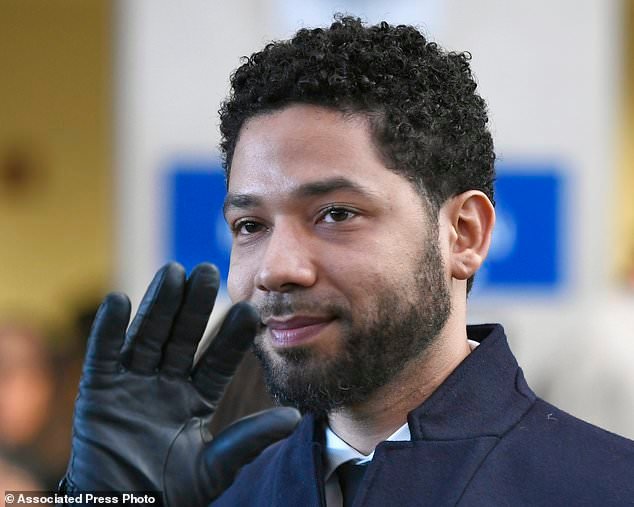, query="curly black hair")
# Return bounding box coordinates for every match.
[219,15,495,292]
